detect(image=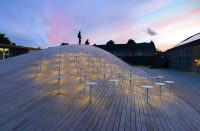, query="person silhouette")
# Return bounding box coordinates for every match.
[85,39,90,45]
[77,31,82,45]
